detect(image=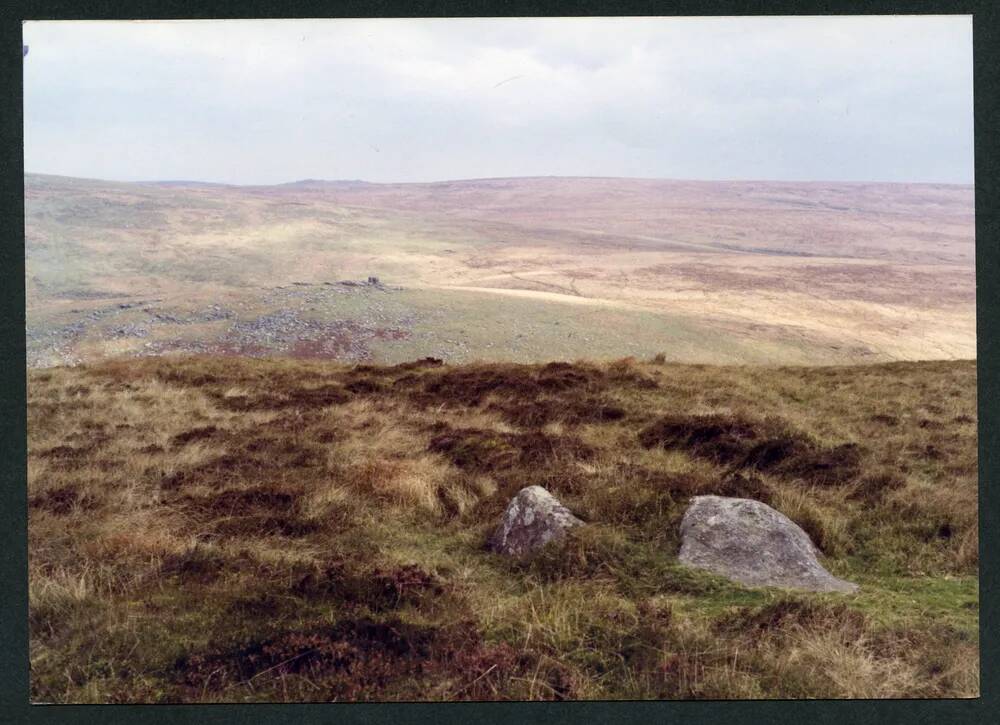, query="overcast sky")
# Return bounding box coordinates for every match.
[23,16,973,185]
